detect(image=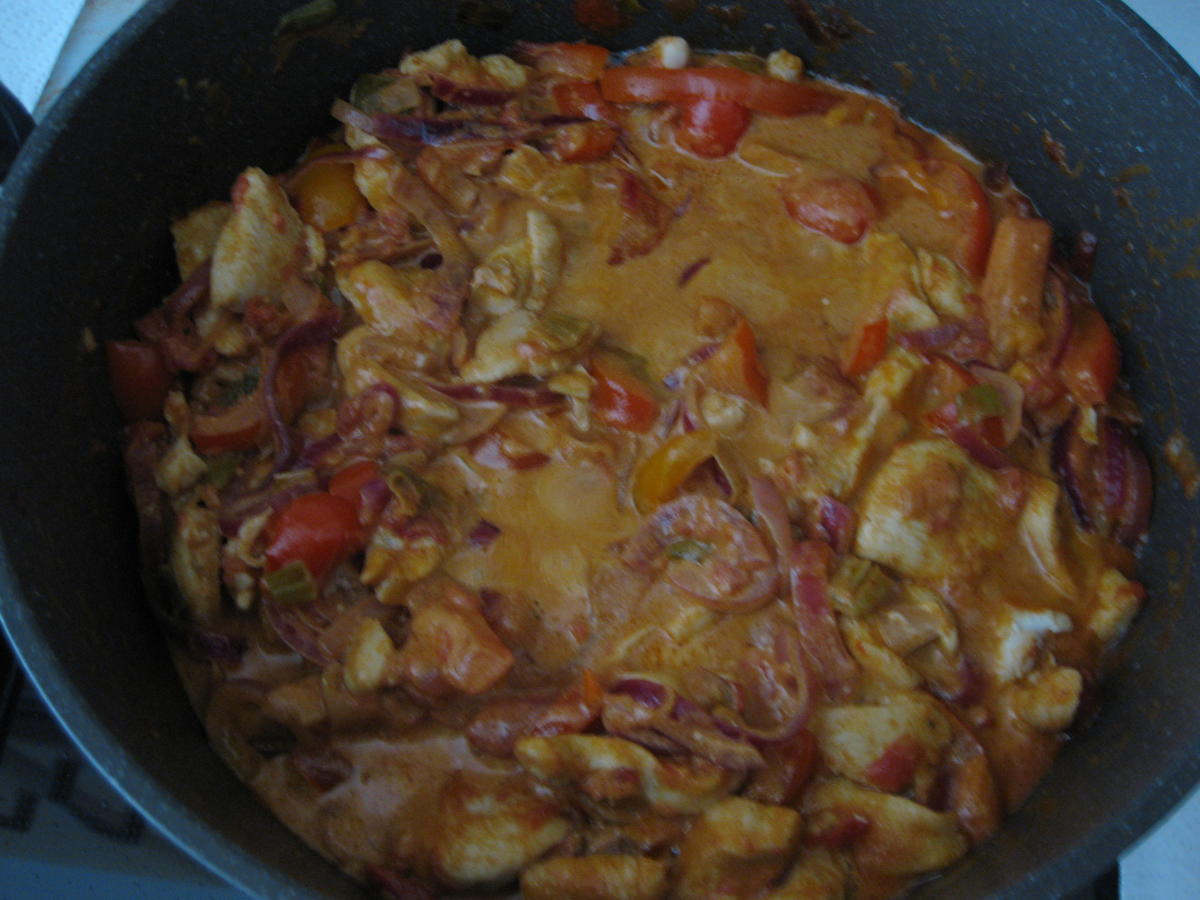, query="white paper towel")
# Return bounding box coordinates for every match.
[0,0,86,111]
